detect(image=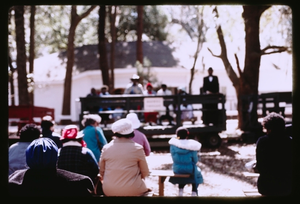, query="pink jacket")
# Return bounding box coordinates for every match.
[131,130,151,156]
[99,137,149,196]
